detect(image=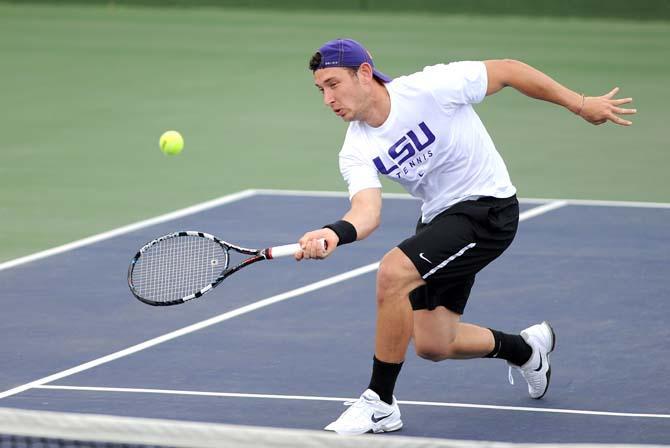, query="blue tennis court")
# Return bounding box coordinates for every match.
[1,191,668,444]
